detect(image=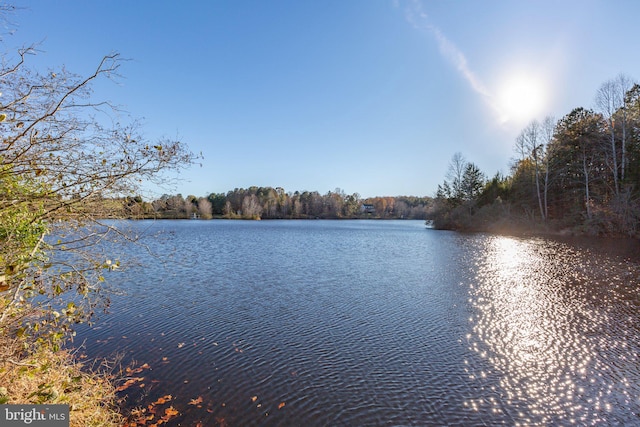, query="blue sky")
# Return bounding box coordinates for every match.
[7,0,640,198]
